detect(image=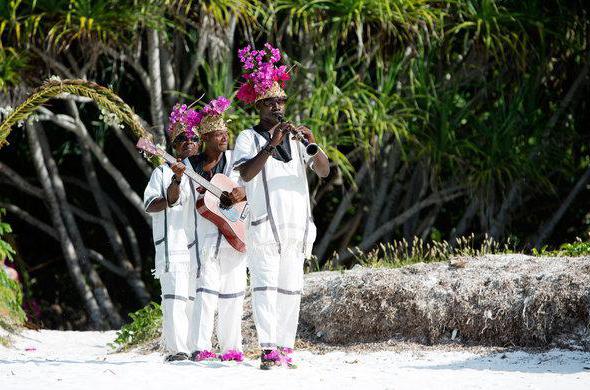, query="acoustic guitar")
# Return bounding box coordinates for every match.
[137,137,248,252]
